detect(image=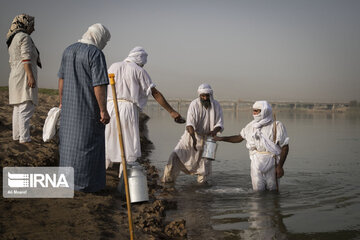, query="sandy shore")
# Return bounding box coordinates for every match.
[0,88,186,240]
